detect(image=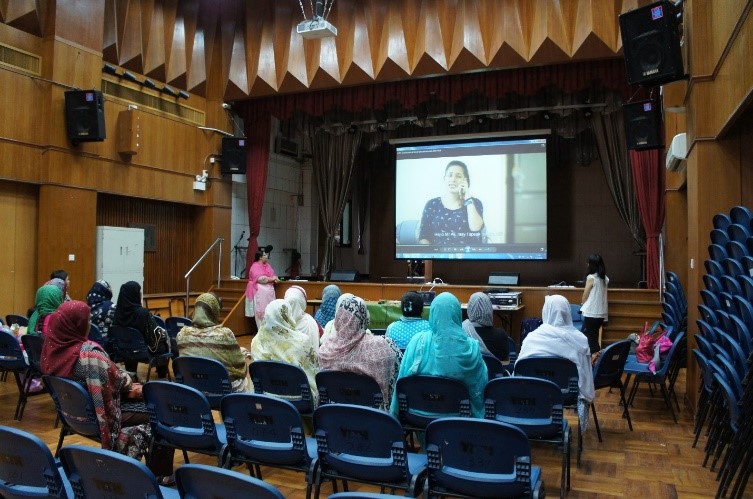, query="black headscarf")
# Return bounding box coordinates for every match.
[113,281,150,334]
